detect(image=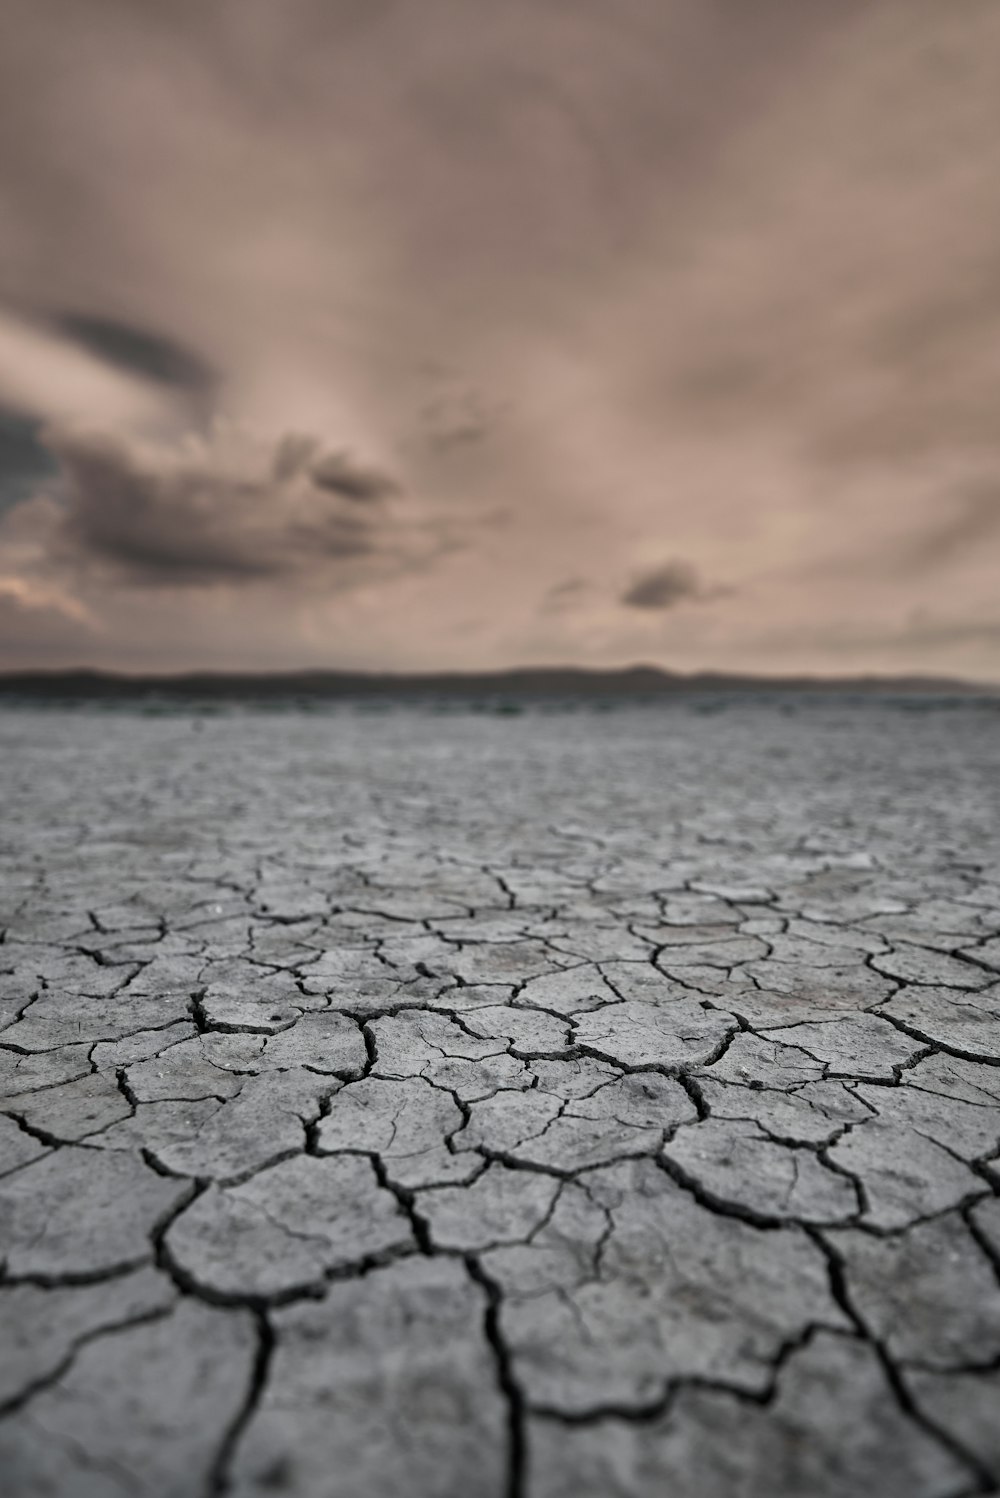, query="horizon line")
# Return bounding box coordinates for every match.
[1,662,998,694]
